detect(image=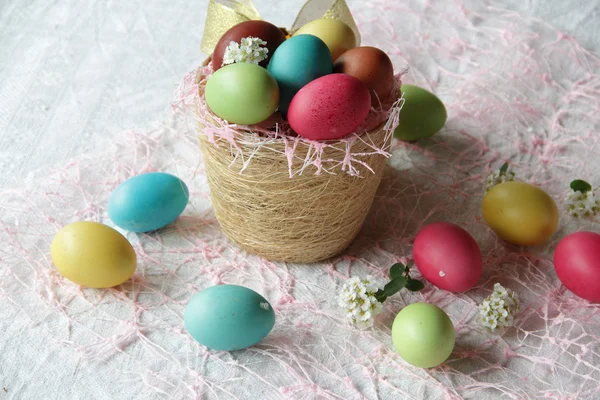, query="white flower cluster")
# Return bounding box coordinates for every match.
[478,283,520,332]
[222,37,269,66]
[484,169,515,192]
[338,276,383,330]
[565,189,599,217]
